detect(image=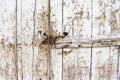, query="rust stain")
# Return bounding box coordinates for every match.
[33,10,54,79]
[39,44,48,50]
[63,49,72,55]
[37,10,48,32]
[97,57,115,80]
[50,21,57,36]
[0,39,16,50]
[60,49,73,56]
[64,64,89,79]
[75,8,83,20]
[95,12,106,20]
